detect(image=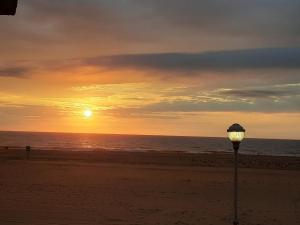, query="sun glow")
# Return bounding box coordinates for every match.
[83,109,93,118]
